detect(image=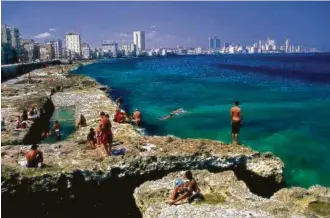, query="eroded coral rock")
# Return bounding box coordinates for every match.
[134,170,330,218]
